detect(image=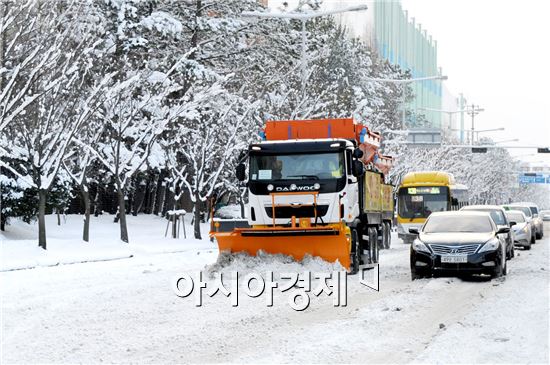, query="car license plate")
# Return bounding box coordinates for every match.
[441,255,468,263]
